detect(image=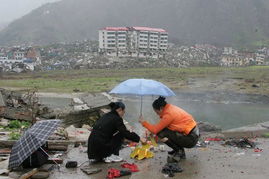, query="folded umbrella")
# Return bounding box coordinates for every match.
[8,119,61,169]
